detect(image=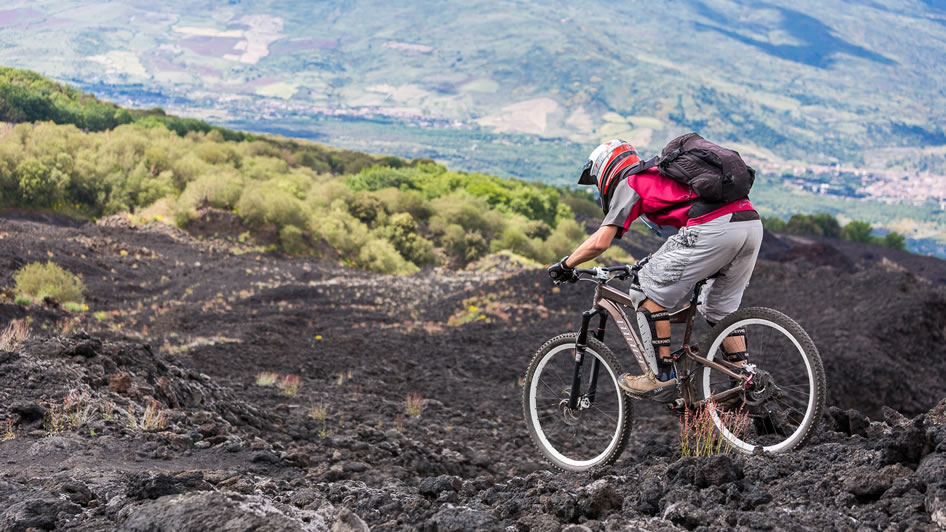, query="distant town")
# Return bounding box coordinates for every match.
[754,160,946,208]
